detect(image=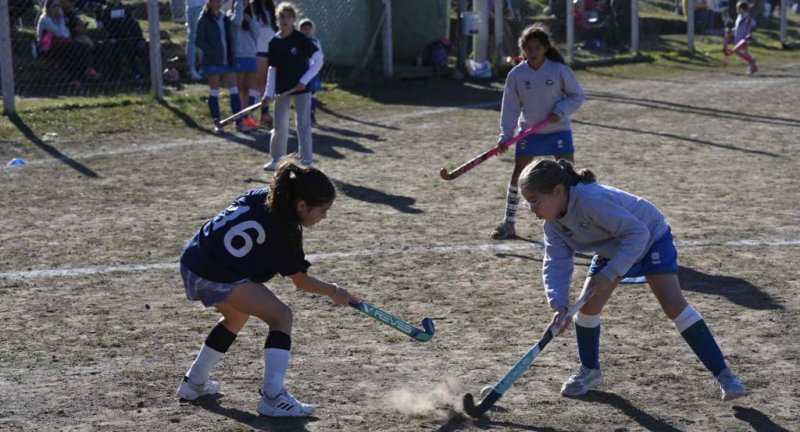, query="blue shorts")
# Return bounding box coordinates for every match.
[308,75,322,92]
[234,57,257,73]
[180,263,248,307]
[202,64,236,76]
[587,227,679,279]
[515,129,574,157]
